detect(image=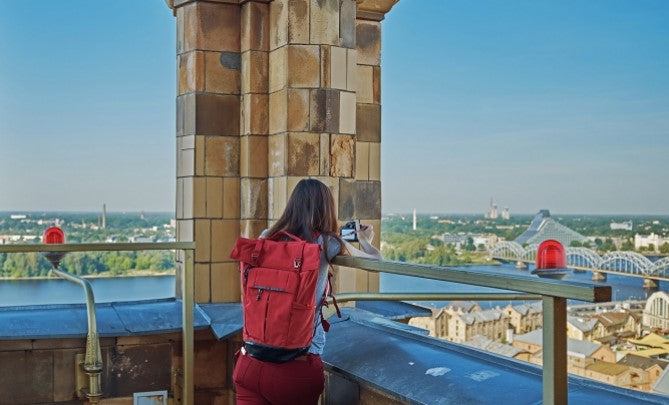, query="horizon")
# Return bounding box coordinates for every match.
[1,1,668,214]
[2,210,669,218]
